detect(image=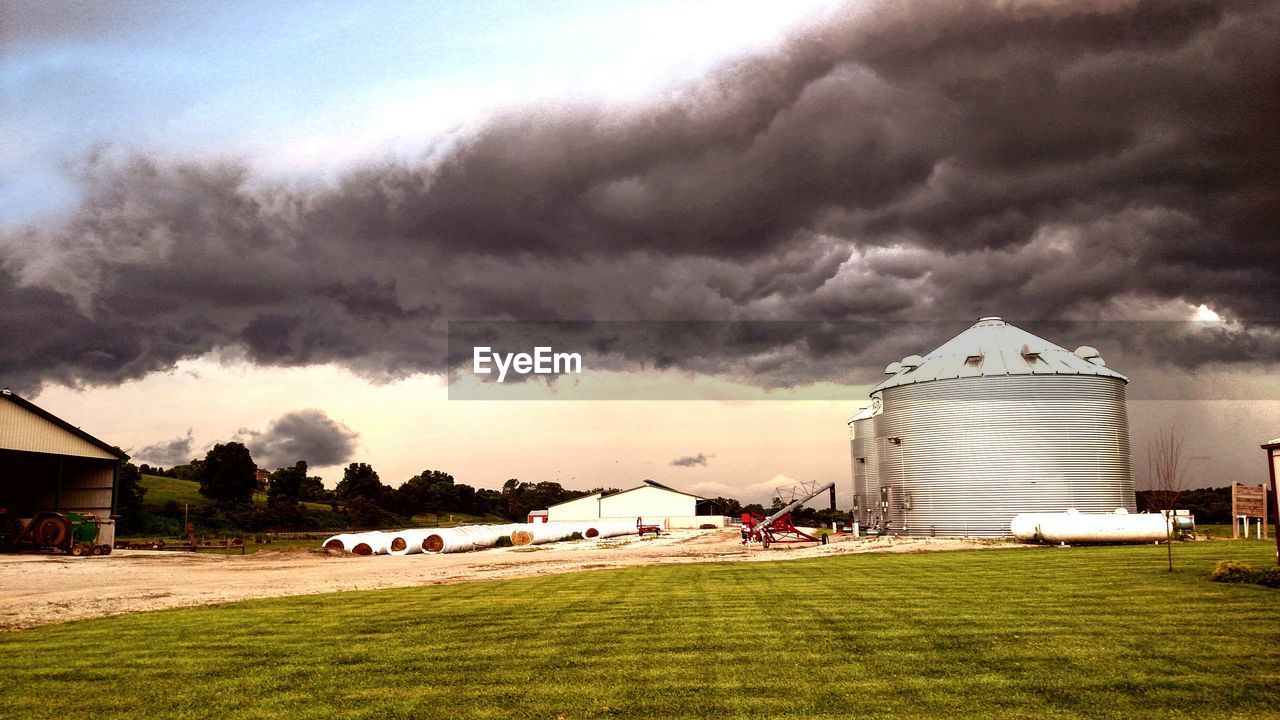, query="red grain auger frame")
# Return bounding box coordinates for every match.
[741,481,837,548]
